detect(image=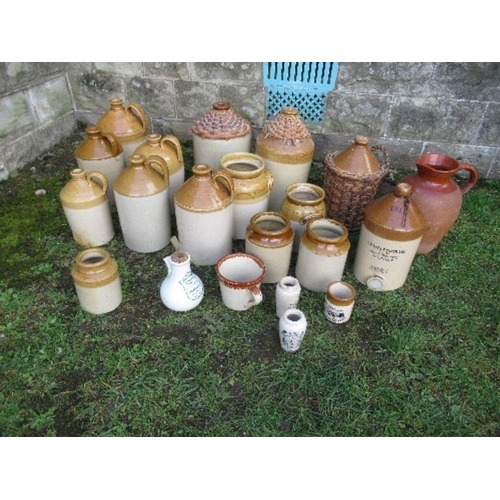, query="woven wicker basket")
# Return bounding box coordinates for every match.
[324,144,389,230]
